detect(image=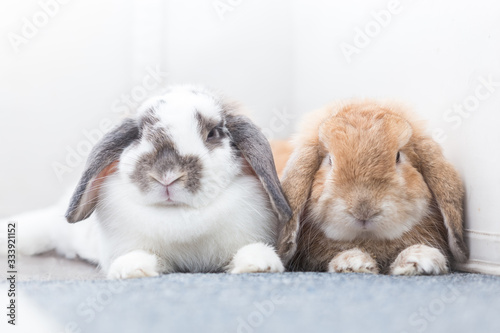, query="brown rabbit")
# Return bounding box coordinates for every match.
[276,100,468,275]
